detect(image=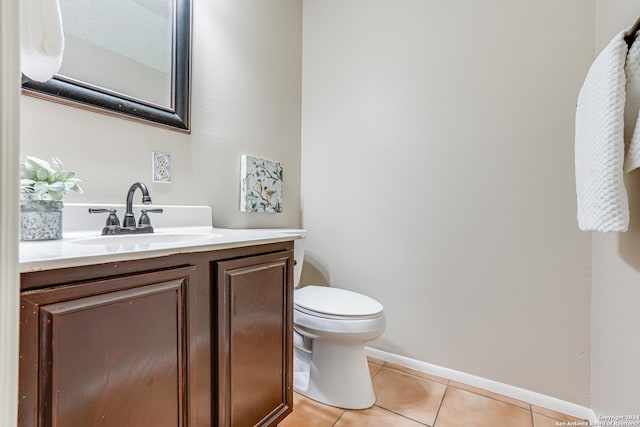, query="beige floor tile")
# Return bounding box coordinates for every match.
[385,362,449,385]
[367,356,385,366]
[448,380,530,410]
[277,363,588,427]
[368,362,383,378]
[278,393,344,427]
[335,405,428,426]
[532,406,587,424]
[435,387,533,427]
[372,367,446,426]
